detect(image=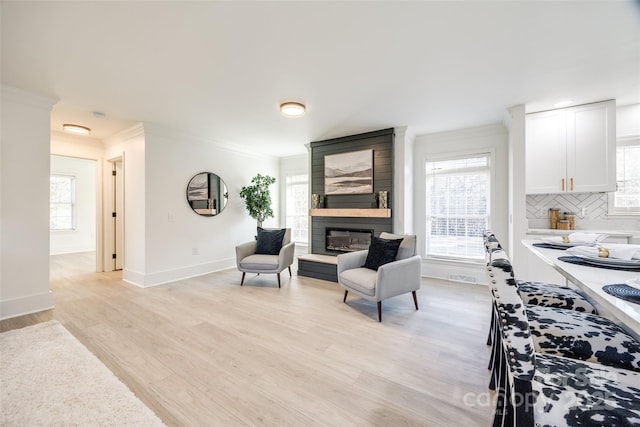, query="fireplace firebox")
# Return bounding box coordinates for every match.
[326,228,373,253]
